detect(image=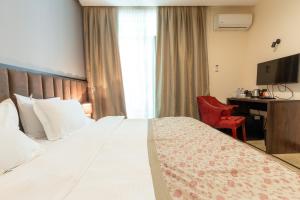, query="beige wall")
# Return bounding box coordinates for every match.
[0,0,85,79]
[207,6,253,102]
[208,0,300,101]
[242,0,300,99]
